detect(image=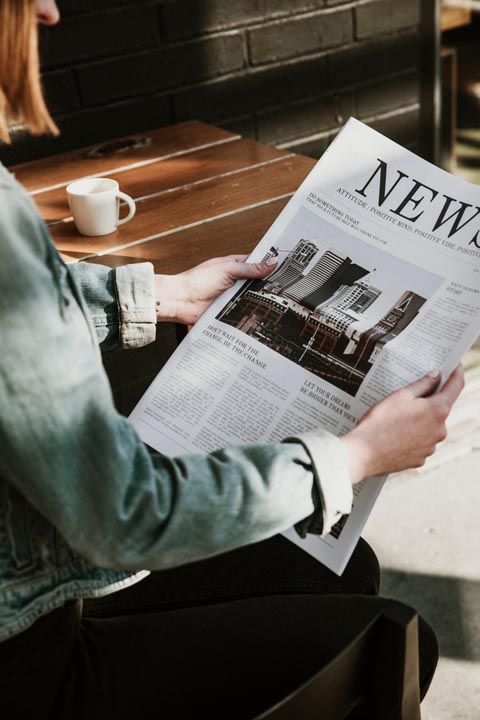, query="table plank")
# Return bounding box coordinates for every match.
[441,3,472,32]
[13,121,237,193]
[51,155,314,259]
[37,139,289,223]
[86,197,290,274]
